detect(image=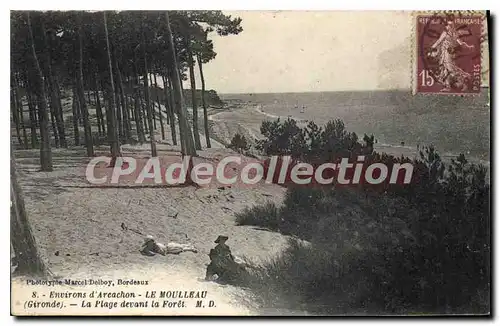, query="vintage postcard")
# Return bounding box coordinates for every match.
[10,10,490,316]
